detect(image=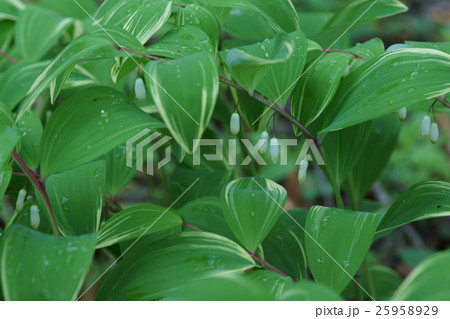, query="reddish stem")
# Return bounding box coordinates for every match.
[248,251,290,278]
[182,222,202,232]
[436,96,450,108]
[321,48,368,61]
[0,50,18,64]
[11,151,60,235]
